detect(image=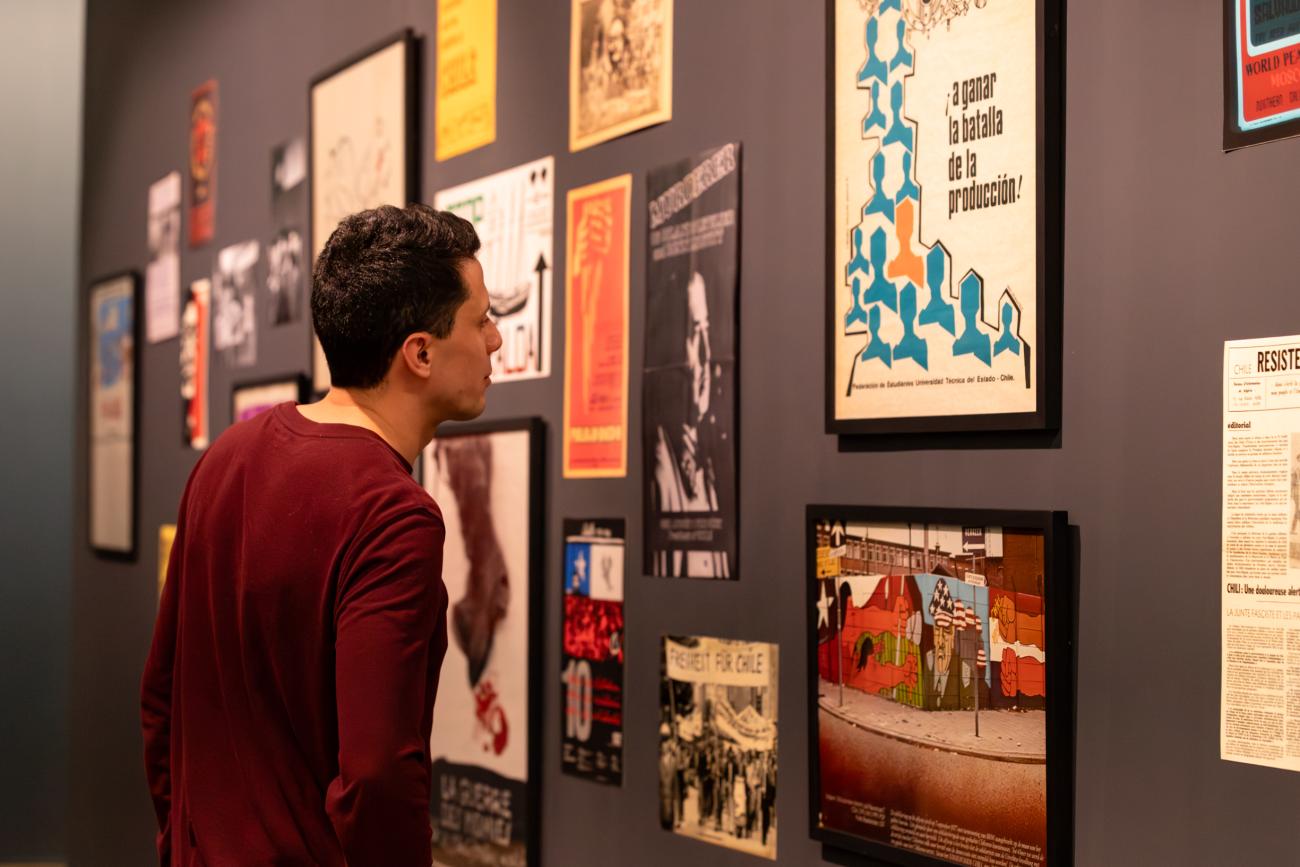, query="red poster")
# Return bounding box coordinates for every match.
[563,174,630,478]
[188,79,217,246]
